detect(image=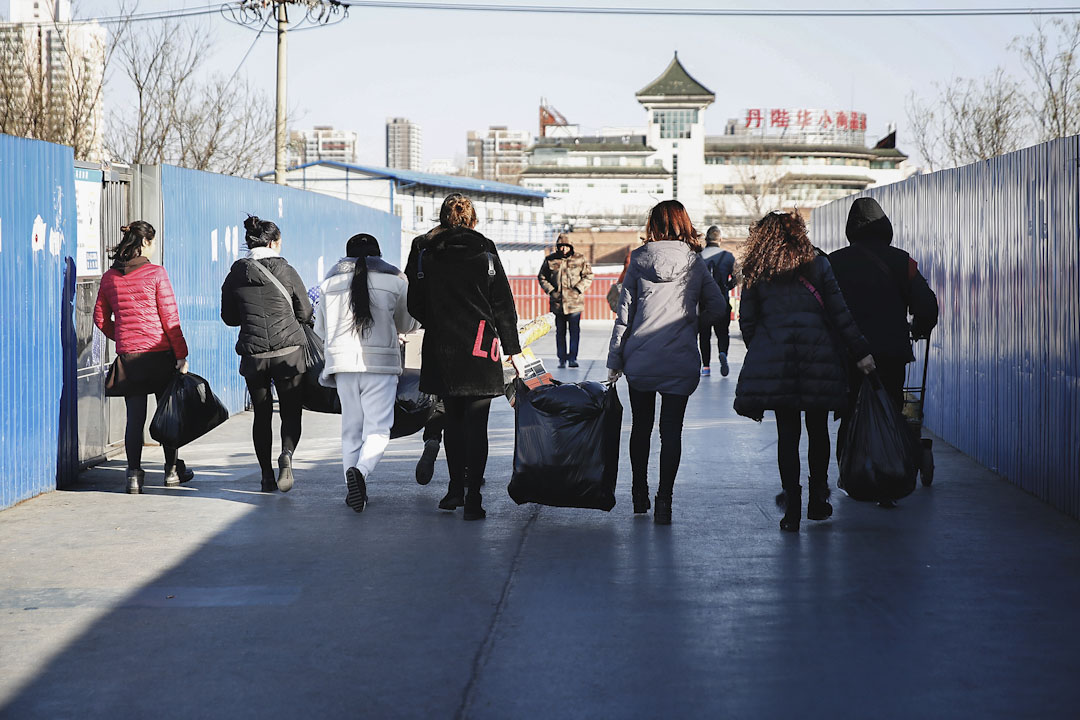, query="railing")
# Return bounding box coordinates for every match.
[508,274,740,322]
